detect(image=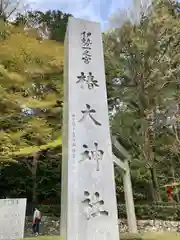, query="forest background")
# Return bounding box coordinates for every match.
[0,0,180,220]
